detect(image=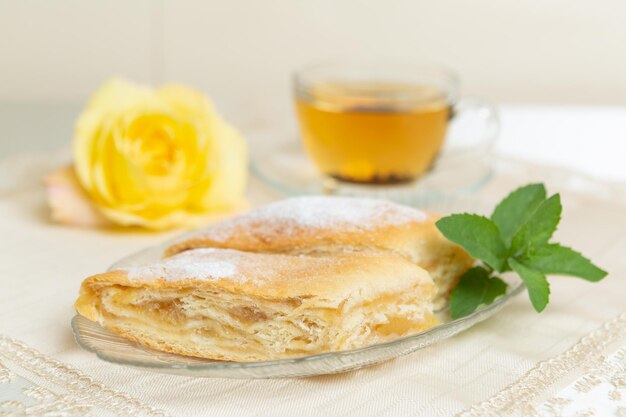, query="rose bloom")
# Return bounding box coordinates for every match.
[71,79,247,230]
